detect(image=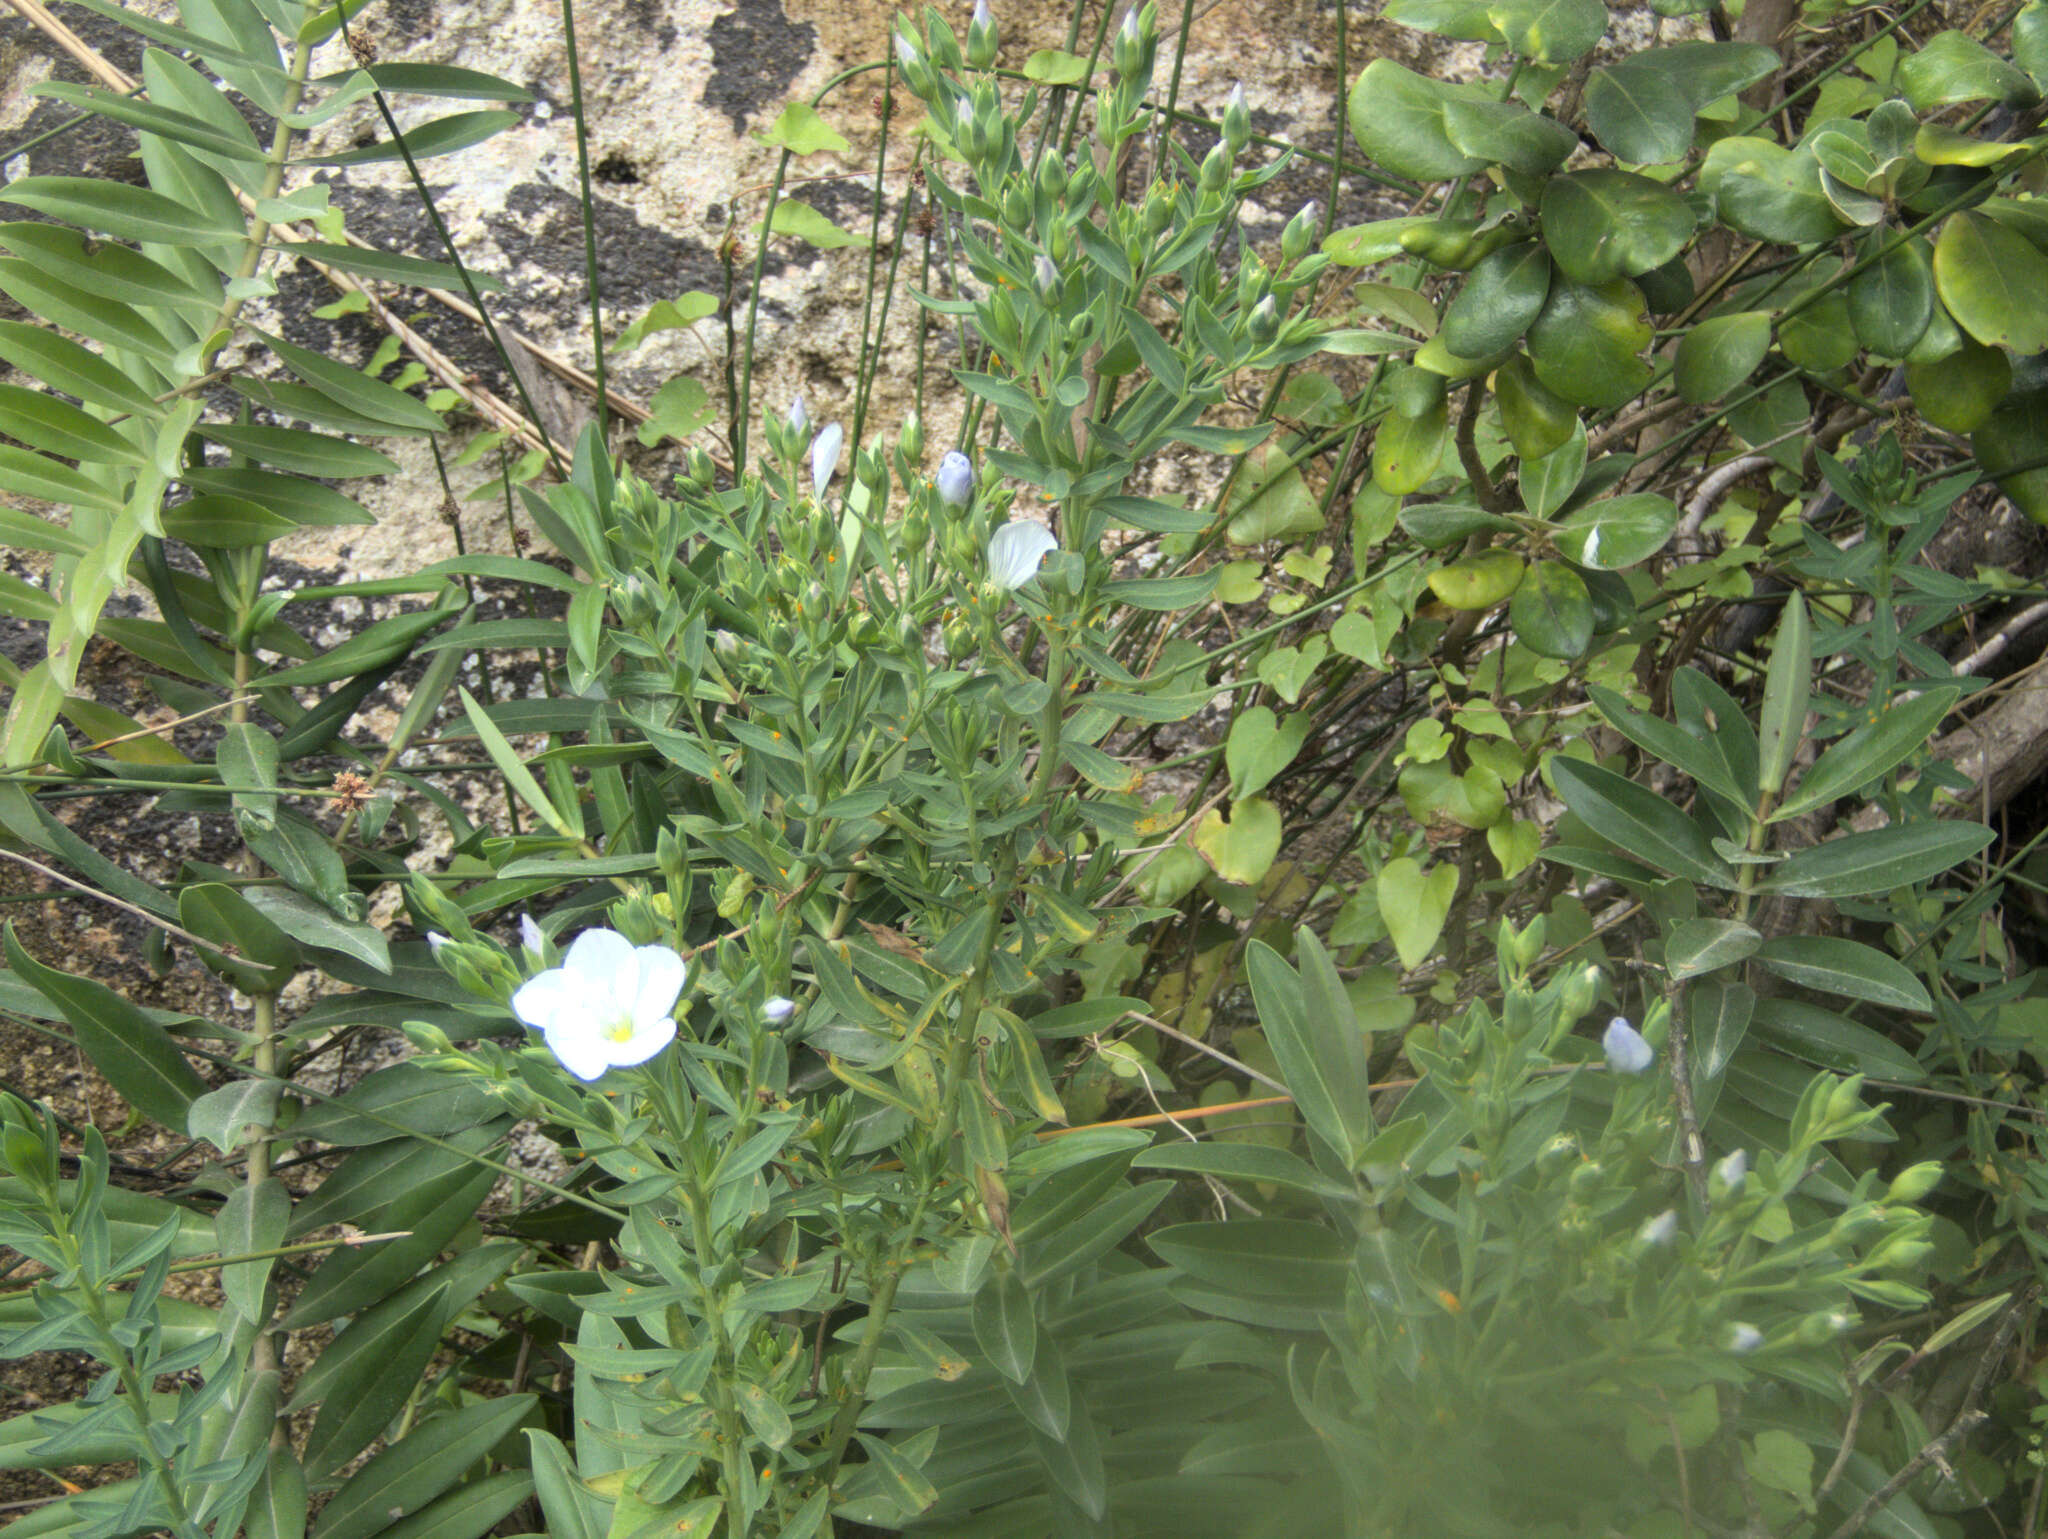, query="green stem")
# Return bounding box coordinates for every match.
[818,629,1071,1476]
